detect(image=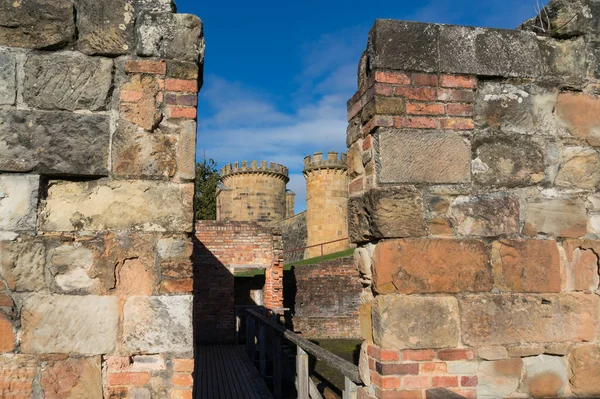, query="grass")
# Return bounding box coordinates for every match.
[284,248,354,268]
